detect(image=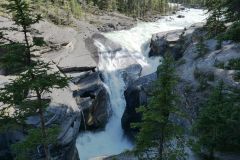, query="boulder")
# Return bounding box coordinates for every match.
[72,71,103,98]
[121,72,158,139]
[87,88,110,129]
[149,24,206,60]
[43,105,81,160]
[177,15,185,18]
[149,33,168,57]
[121,85,148,138]
[149,29,184,60]
[72,71,111,130]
